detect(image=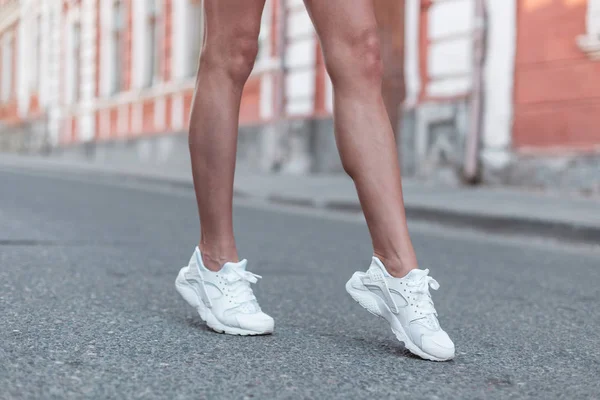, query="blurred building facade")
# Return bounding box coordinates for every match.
[0,0,599,191]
